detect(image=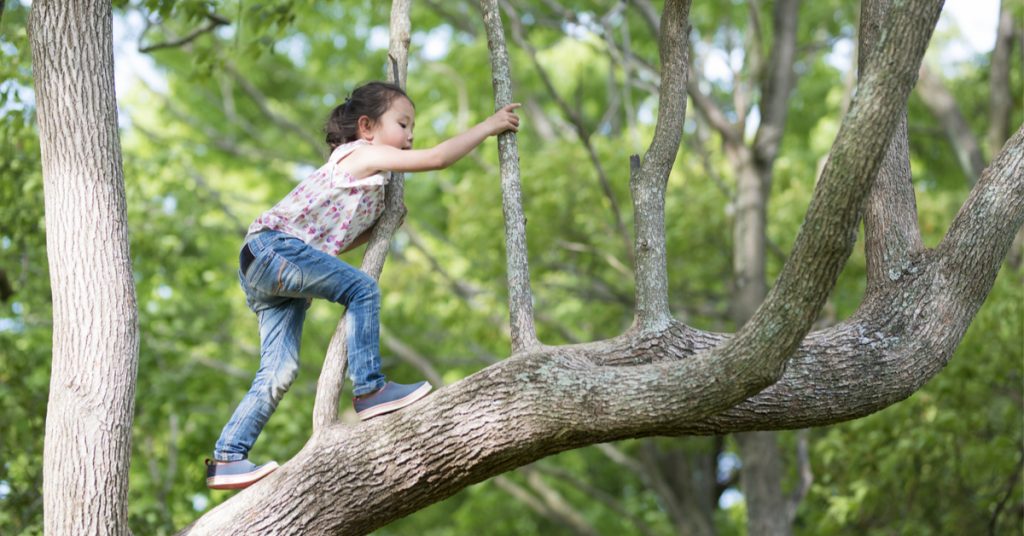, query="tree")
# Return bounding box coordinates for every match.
[26,0,1023,534]
[28,1,139,534]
